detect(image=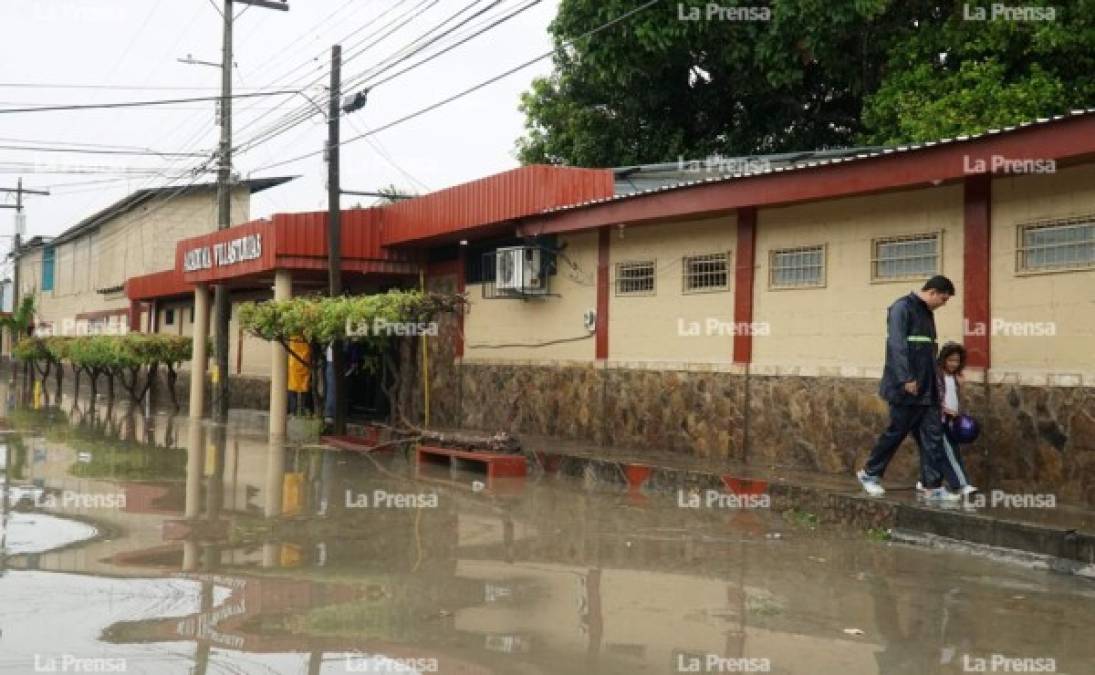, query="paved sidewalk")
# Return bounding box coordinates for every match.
[514,433,1095,573]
